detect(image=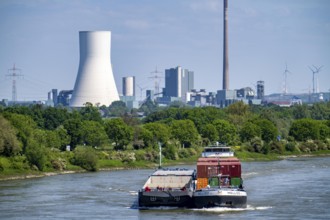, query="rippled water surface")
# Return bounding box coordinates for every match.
[1,157,330,219]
